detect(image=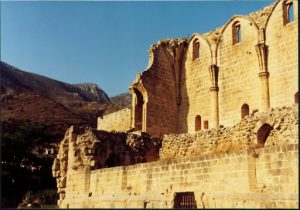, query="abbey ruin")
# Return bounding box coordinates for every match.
[53,0,298,208]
